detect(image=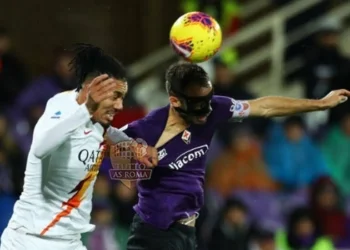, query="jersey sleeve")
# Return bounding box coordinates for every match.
[31,93,91,159]
[211,95,250,123]
[118,121,143,139]
[106,126,133,143]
